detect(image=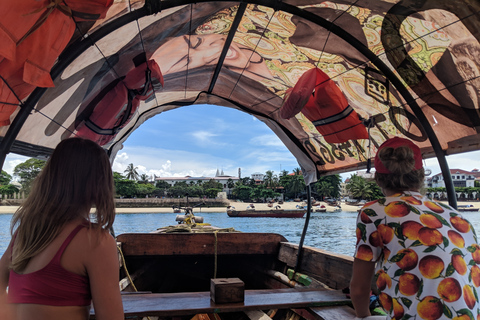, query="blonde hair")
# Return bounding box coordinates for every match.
[375,145,425,192]
[10,138,115,272]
